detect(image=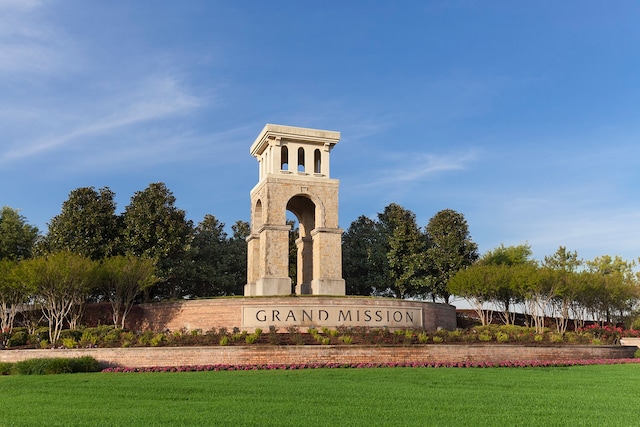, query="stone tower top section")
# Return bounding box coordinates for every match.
[250,124,340,182]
